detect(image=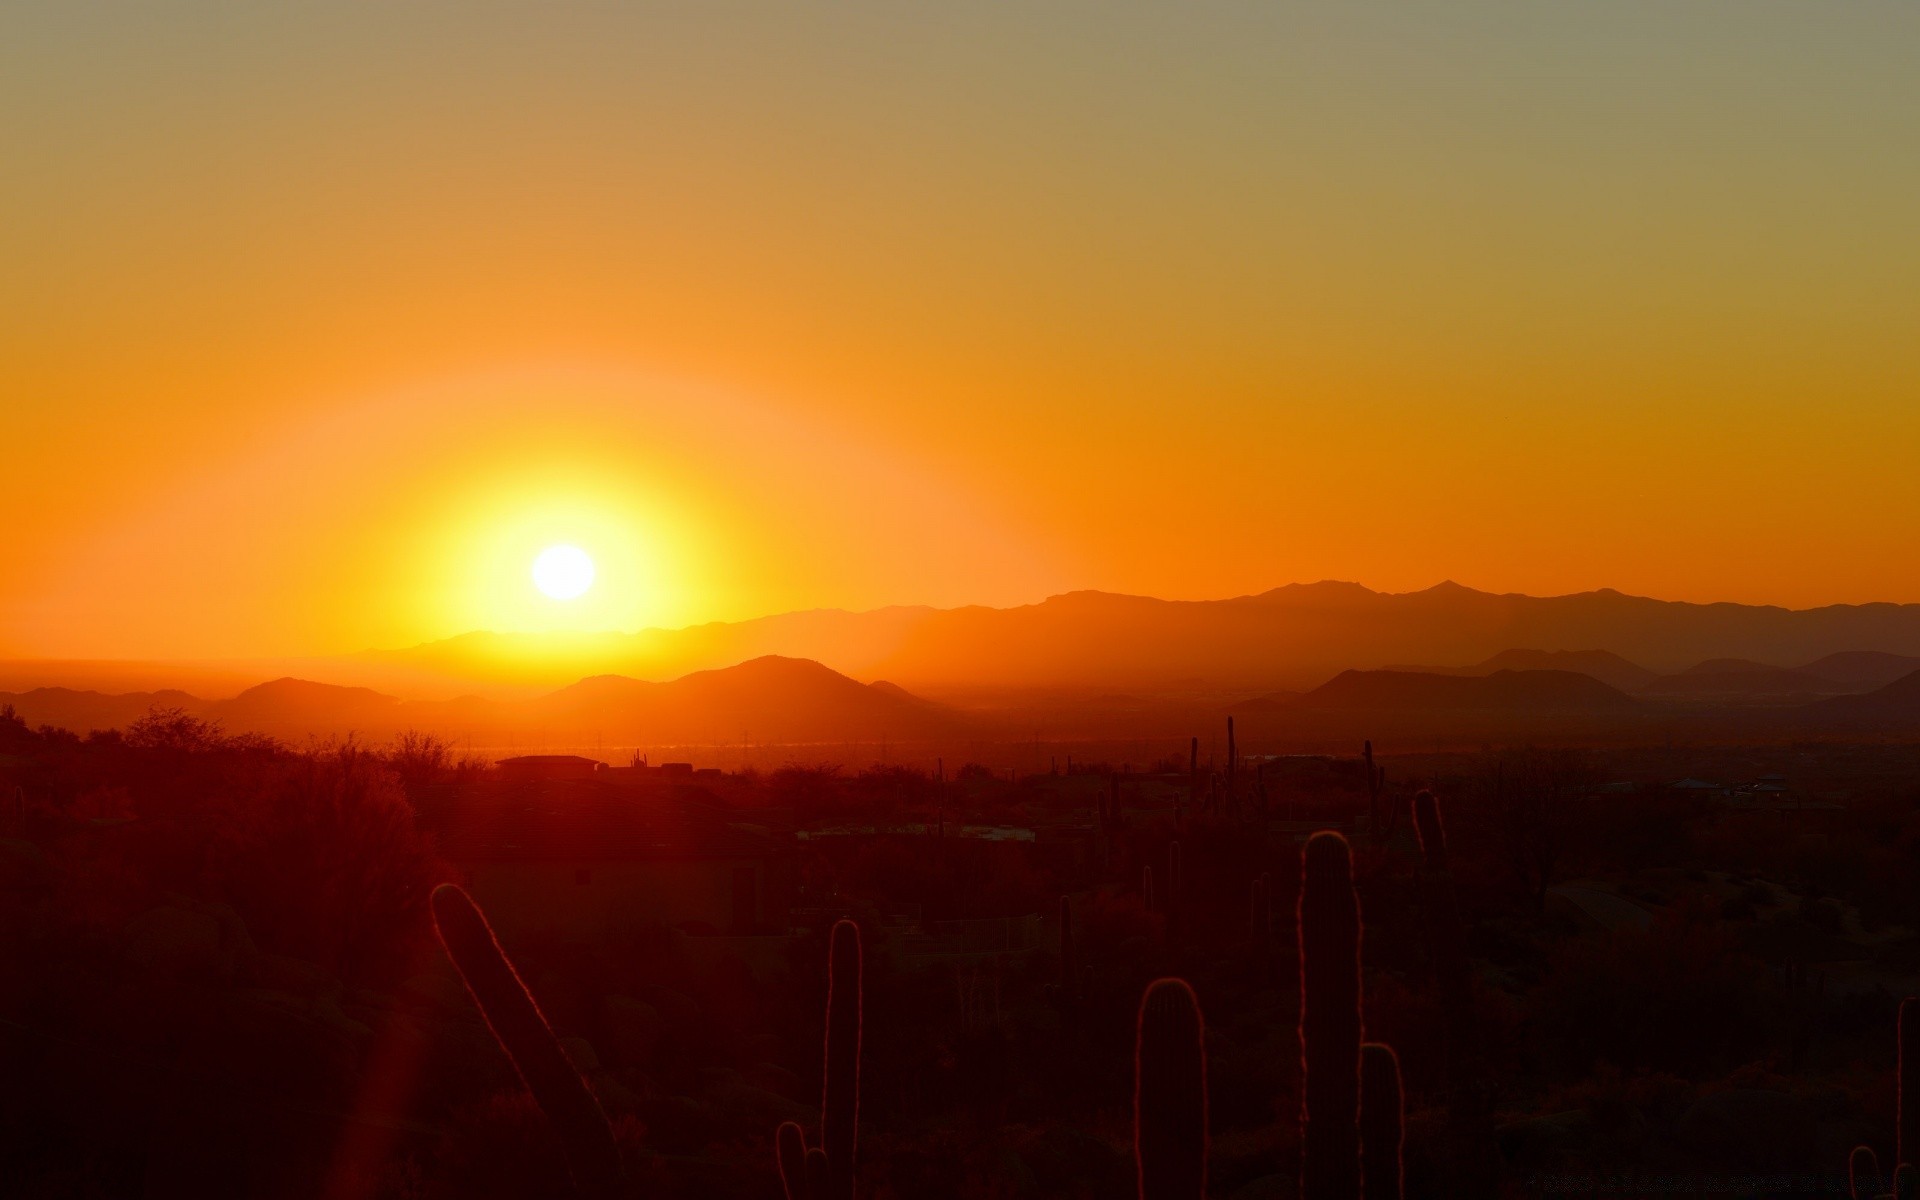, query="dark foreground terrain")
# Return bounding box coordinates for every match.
[5,704,1920,1198]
